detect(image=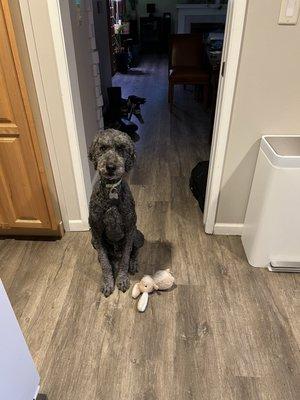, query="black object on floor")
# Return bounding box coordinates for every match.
[106,87,140,141]
[106,87,146,142]
[106,119,140,142]
[107,86,122,121]
[189,161,209,212]
[36,395,48,400]
[126,95,146,123]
